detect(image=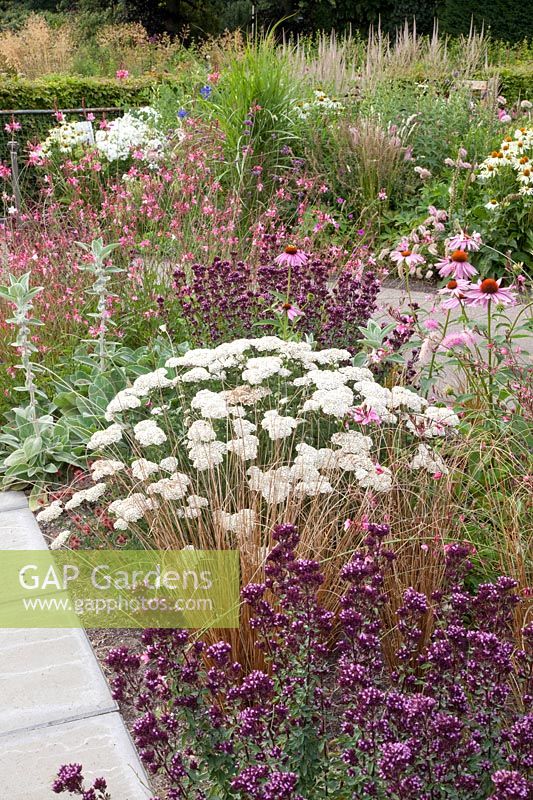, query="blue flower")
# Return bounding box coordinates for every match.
[200,85,212,99]
[177,108,188,119]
